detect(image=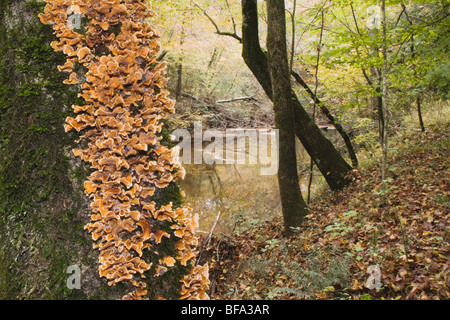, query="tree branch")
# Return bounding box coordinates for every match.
[193,1,242,43]
[291,70,359,168]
